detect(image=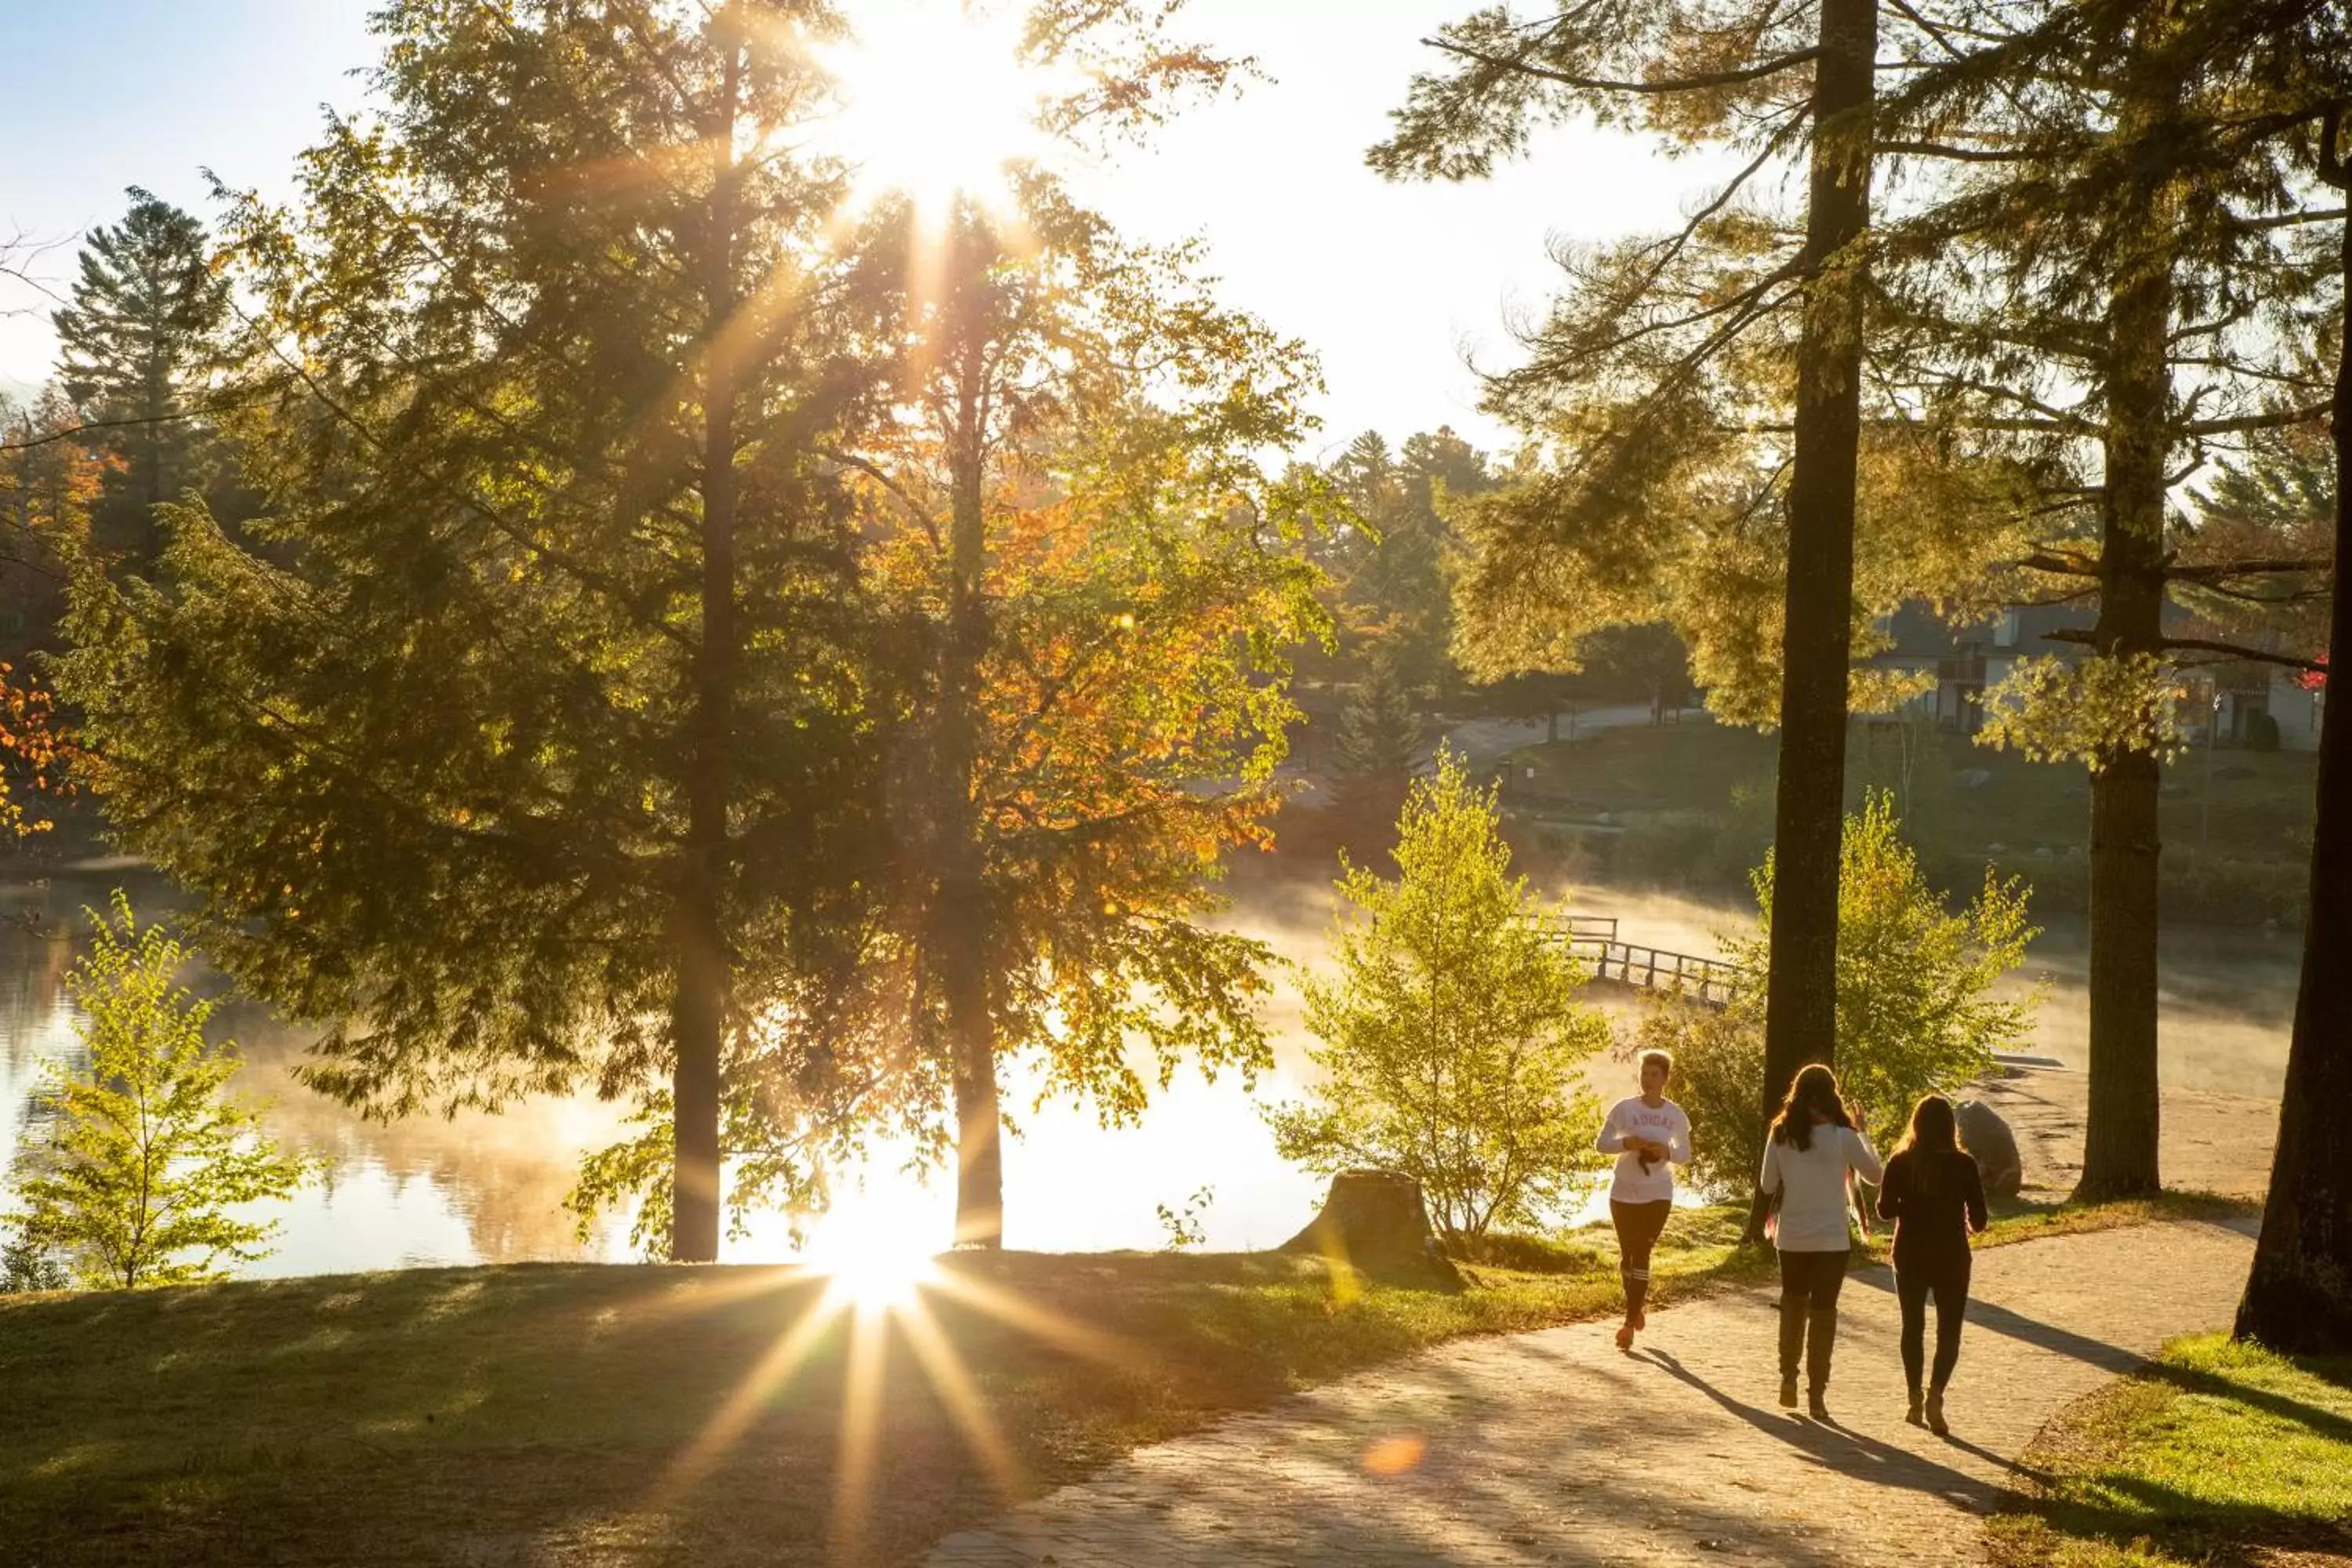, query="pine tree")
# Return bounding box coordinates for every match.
[1333,650,1425,826]
[50,191,230,568]
[1879,0,2339,1198]
[1369,1,2001,1197]
[59,1,890,1263]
